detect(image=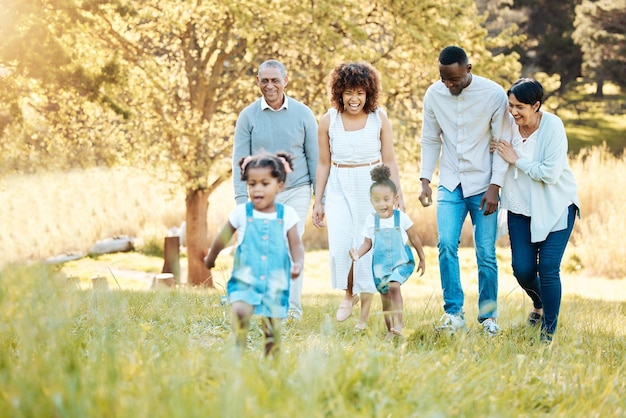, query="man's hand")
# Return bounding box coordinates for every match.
[203,253,214,270]
[419,179,433,207]
[479,184,500,216]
